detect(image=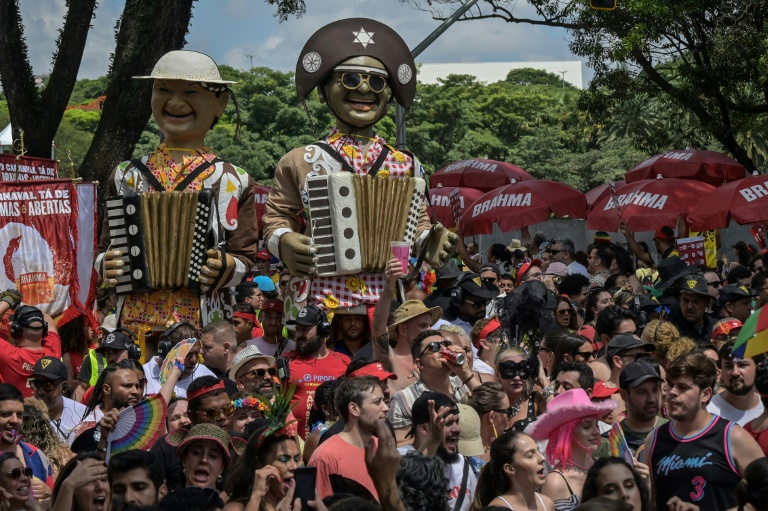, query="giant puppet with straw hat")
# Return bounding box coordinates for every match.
[263,19,458,320]
[98,51,257,347]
